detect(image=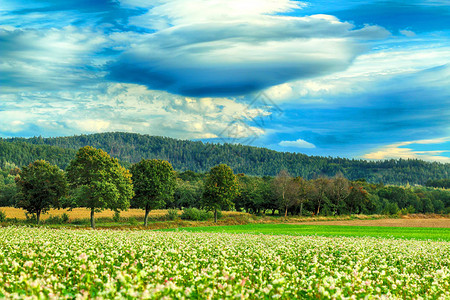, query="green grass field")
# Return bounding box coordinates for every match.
[163,223,450,241]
